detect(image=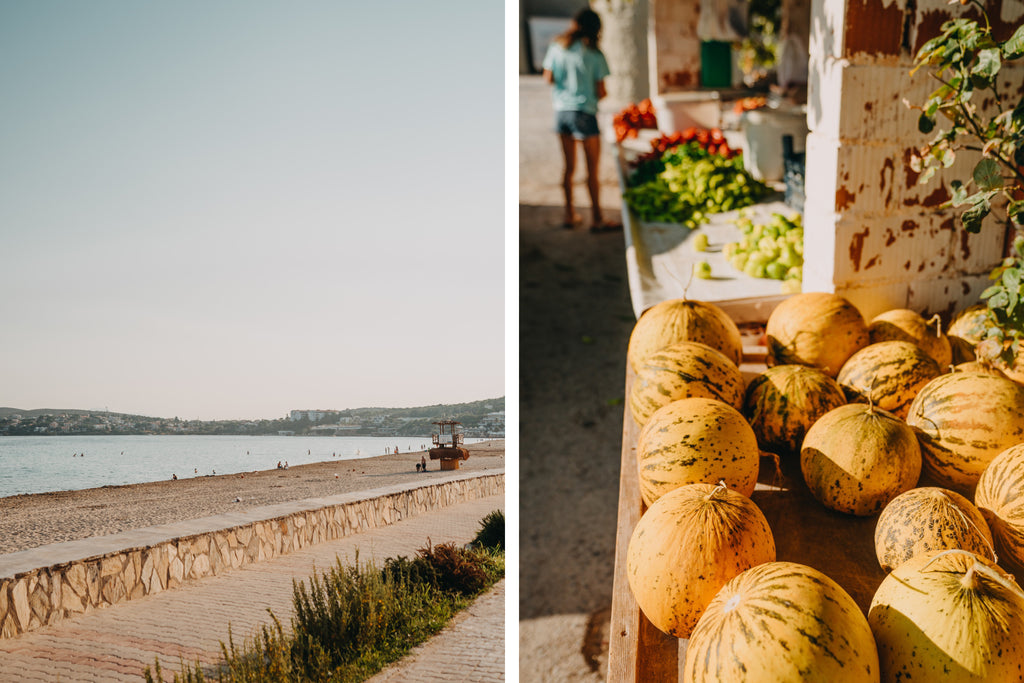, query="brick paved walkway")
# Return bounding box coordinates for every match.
[0,494,504,682]
[368,580,505,683]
